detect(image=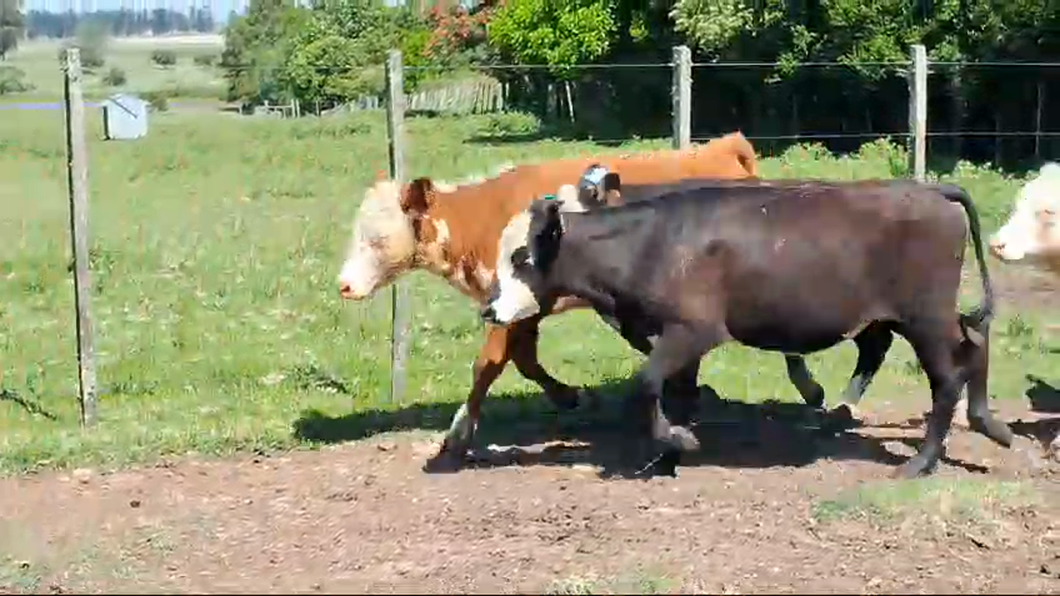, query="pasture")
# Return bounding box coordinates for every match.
[2,35,225,103]
[0,106,1058,592]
